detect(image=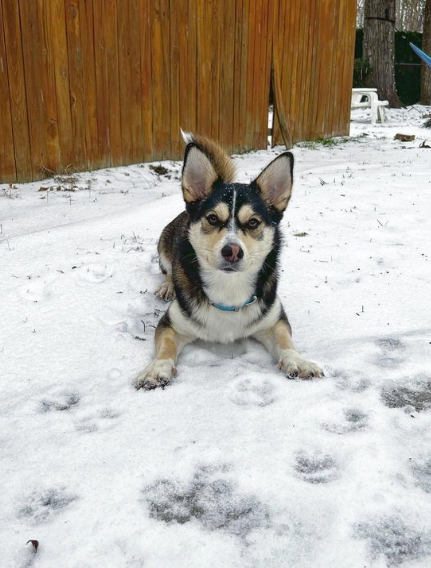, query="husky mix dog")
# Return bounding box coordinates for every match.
[135,134,322,390]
